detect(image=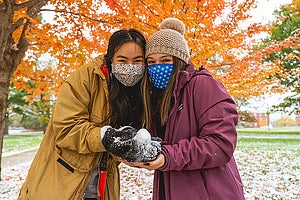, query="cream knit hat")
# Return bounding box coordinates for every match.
[146,18,190,64]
